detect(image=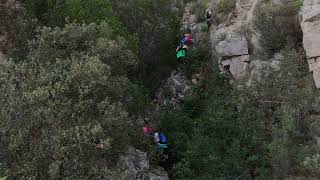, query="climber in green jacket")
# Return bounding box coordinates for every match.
[176,45,188,64]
